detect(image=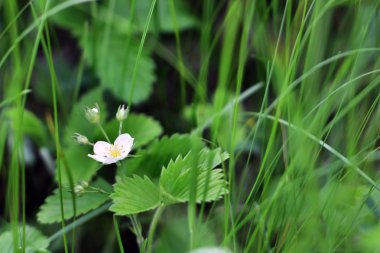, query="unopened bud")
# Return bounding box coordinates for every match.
[79,180,89,188]
[116,104,129,121]
[85,104,100,124]
[72,133,89,145]
[74,185,85,196]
